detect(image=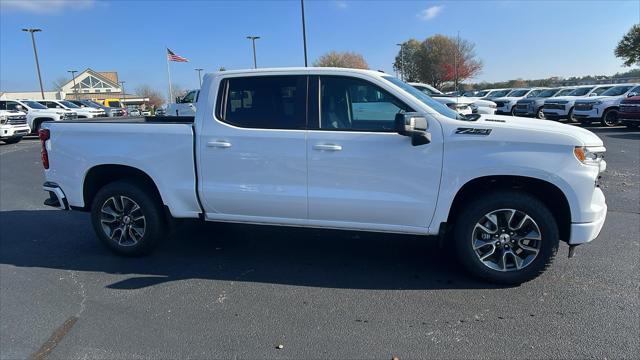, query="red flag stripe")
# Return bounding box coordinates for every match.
[167,48,189,62]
